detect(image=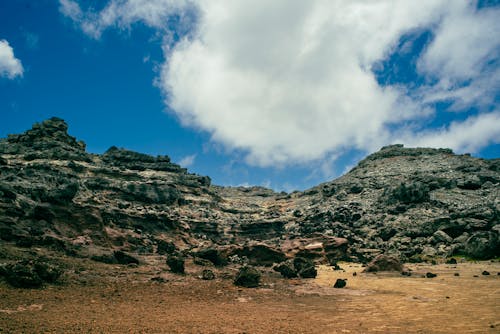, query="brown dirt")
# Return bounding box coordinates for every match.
[0,261,499,333]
